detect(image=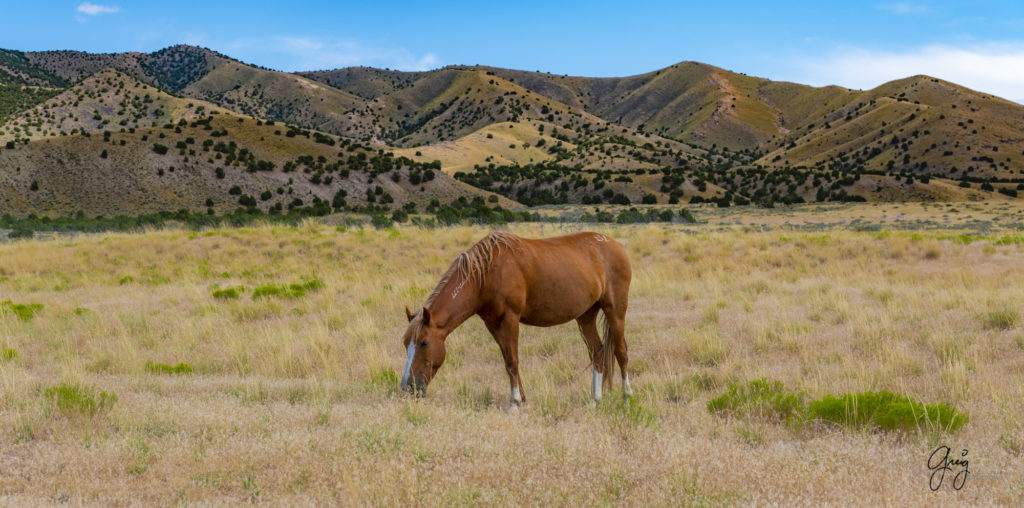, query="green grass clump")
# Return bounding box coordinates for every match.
[251,284,284,299]
[212,286,244,299]
[126,434,154,475]
[599,396,657,429]
[455,382,495,411]
[43,383,117,417]
[145,360,194,375]
[707,378,804,423]
[367,368,399,395]
[708,380,969,434]
[1,348,18,361]
[252,276,325,299]
[807,391,968,432]
[981,308,1017,330]
[1,300,43,321]
[369,368,398,386]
